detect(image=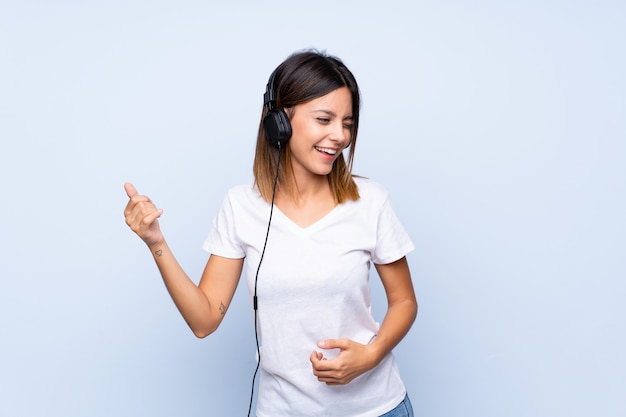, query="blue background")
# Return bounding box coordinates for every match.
[1,1,624,416]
